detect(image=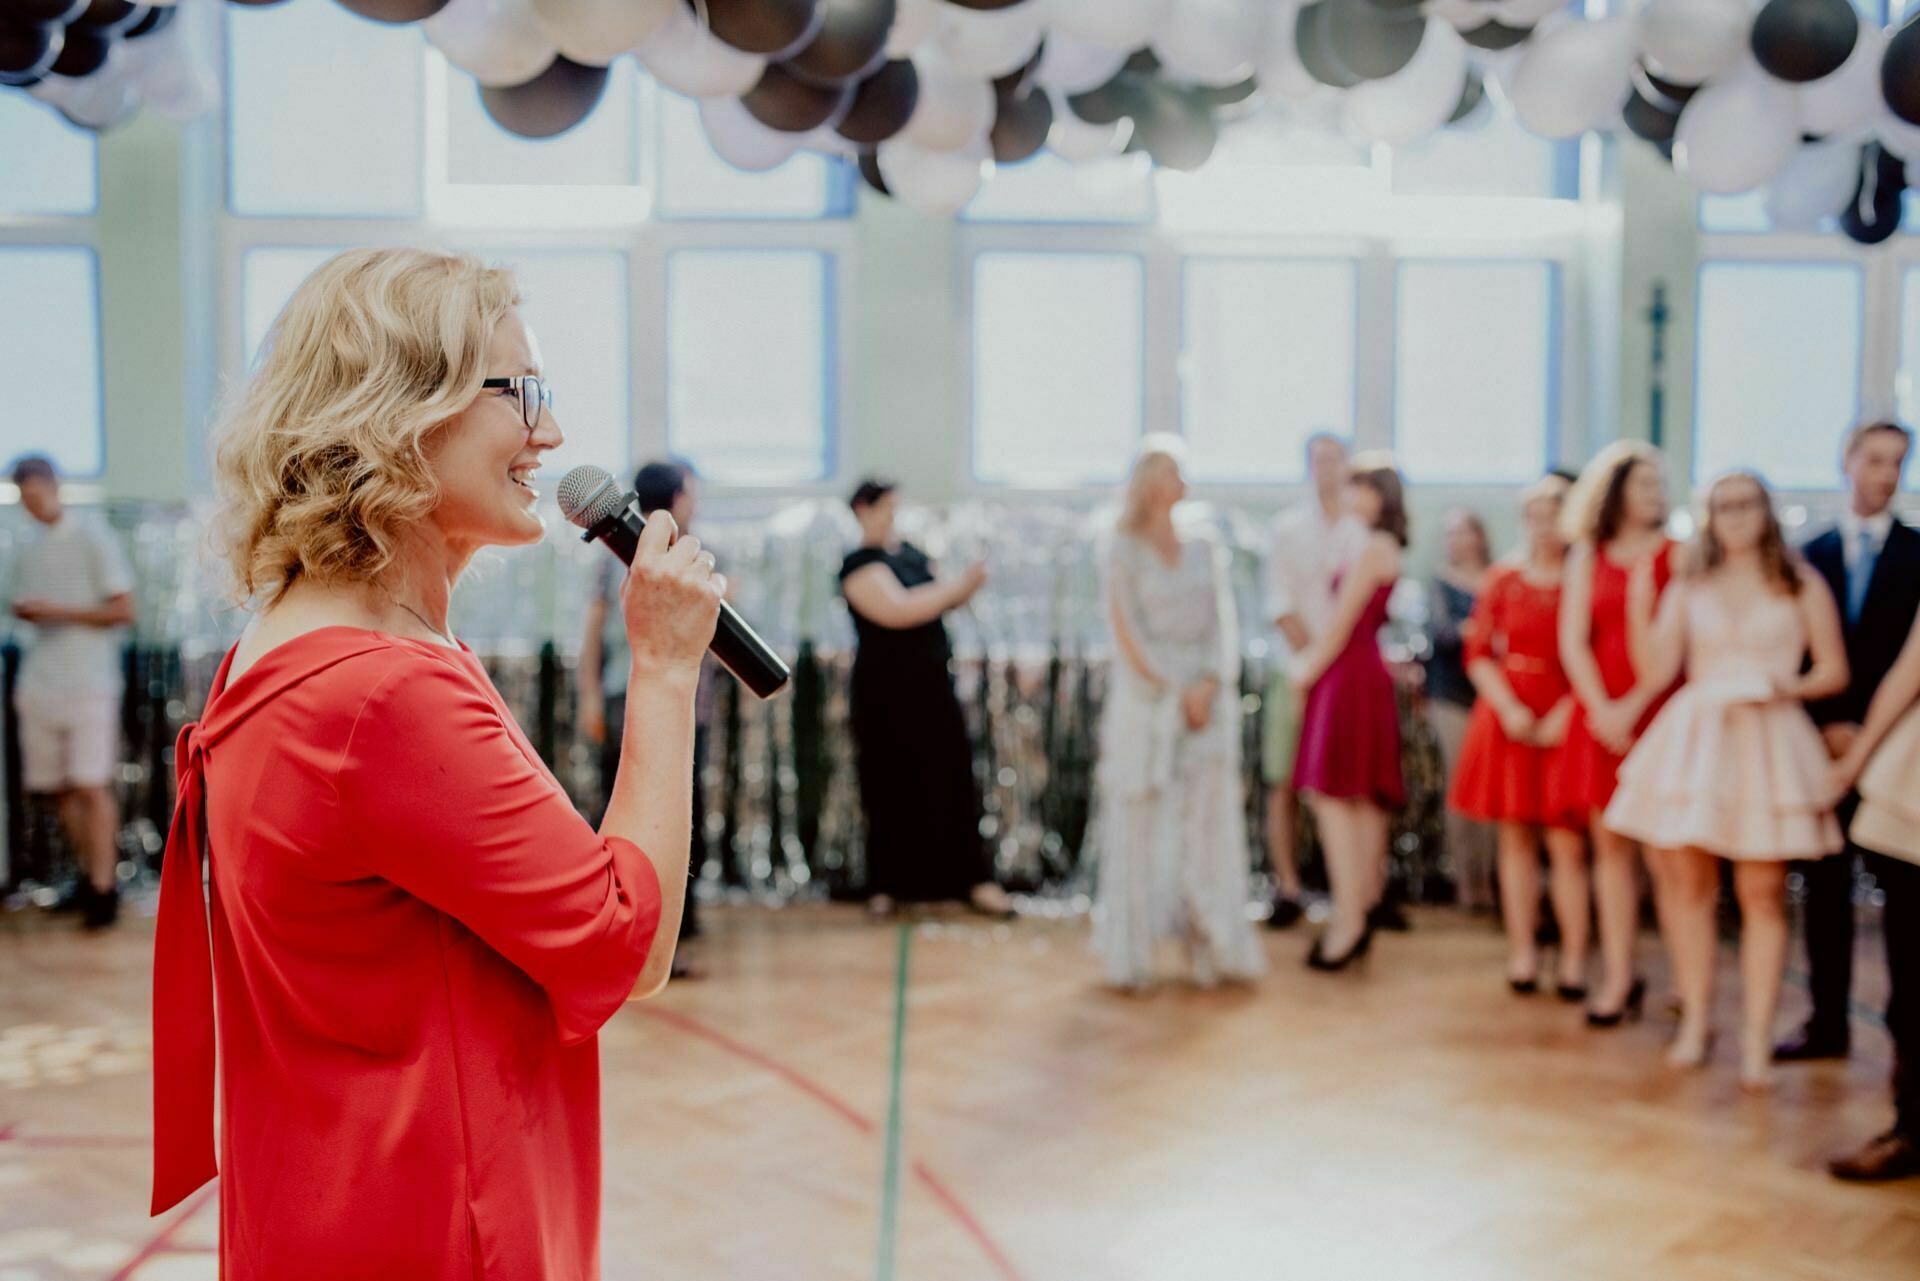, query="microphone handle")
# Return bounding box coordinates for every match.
[584,507,791,701]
